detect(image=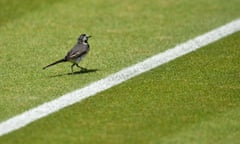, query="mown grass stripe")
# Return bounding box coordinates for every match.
[0,19,240,137]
